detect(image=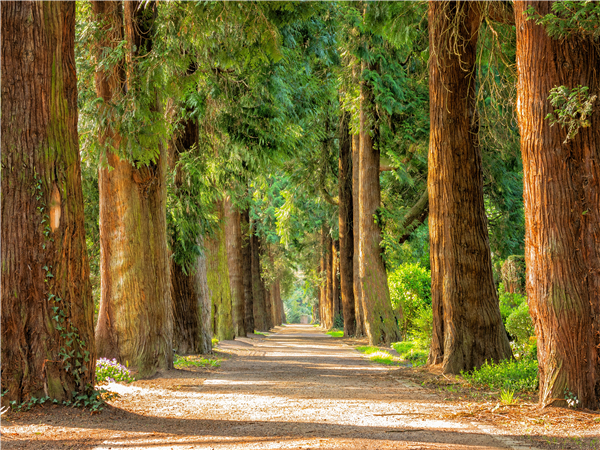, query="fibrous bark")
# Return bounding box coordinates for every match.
[358,61,401,345]
[1,1,95,403]
[241,209,254,333]
[515,0,600,409]
[427,1,511,373]
[339,112,356,336]
[224,196,246,337]
[352,133,365,337]
[251,228,268,331]
[94,0,173,377]
[207,201,234,341]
